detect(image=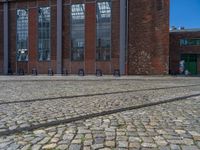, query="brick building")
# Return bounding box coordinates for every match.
[170,28,200,75]
[0,0,169,75]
